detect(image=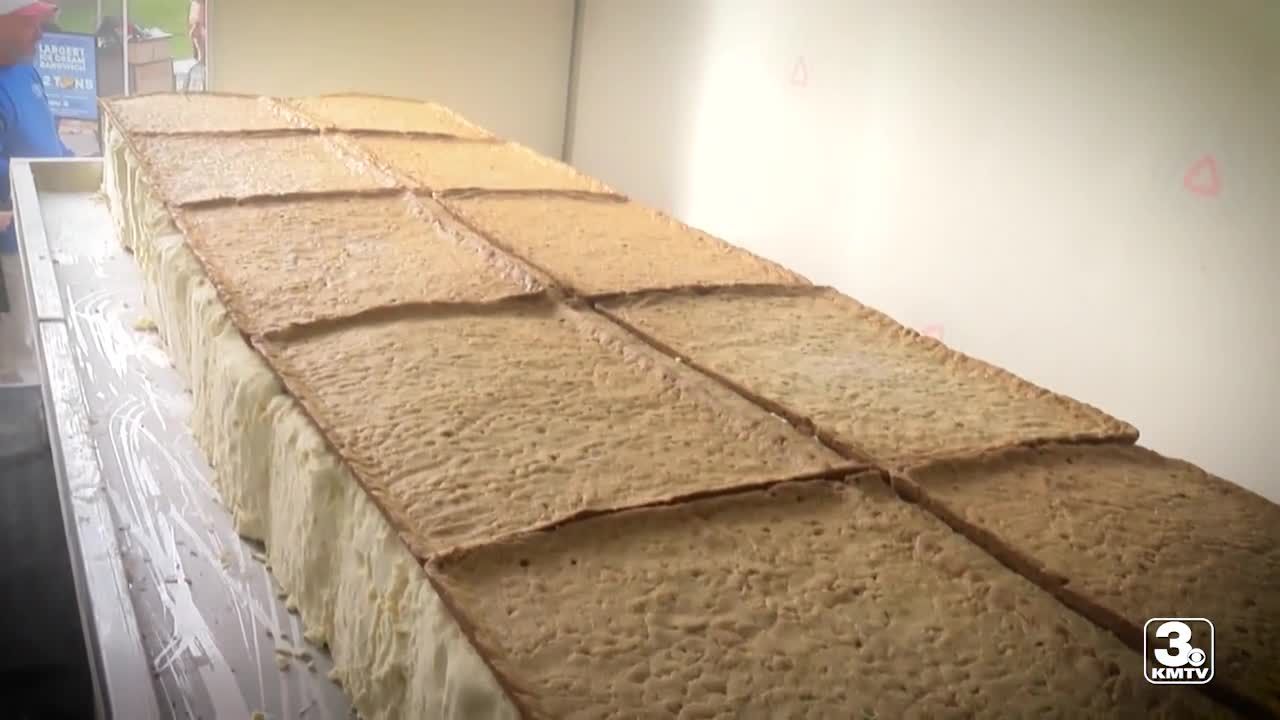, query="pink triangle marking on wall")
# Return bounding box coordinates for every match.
[791,57,808,87]
[1183,154,1221,197]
